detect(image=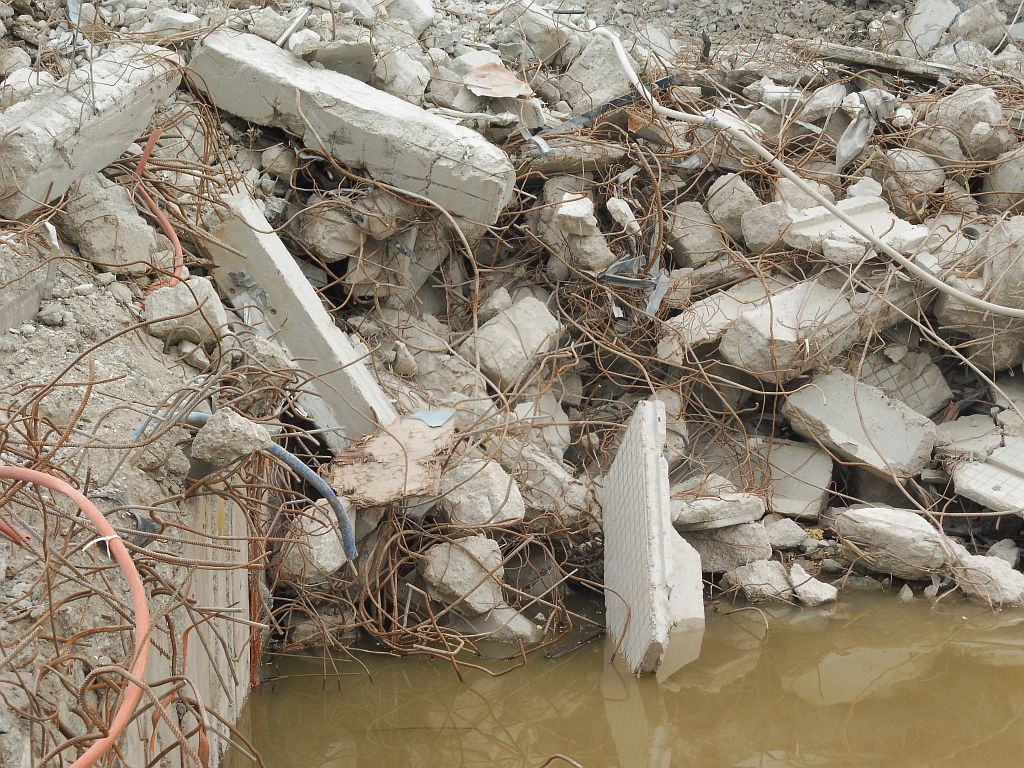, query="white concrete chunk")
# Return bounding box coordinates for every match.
[789,562,837,606]
[833,506,958,580]
[274,499,348,584]
[988,539,1021,568]
[783,195,928,257]
[143,277,229,345]
[894,0,958,57]
[656,273,795,365]
[666,201,730,267]
[936,414,1002,461]
[0,45,181,218]
[420,535,505,615]
[858,349,952,418]
[681,522,773,573]
[191,409,273,468]
[782,371,938,478]
[189,31,515,223]
[750,438,832,521]
[720,559,793,603]
[719,280,864,383]
[458,296,563,388]
[765,517,806,550]
[953,553,1024,608]
[706,173,759,243]
[439,459,526,527]
[670,473,765,531]
[203,191,397,453]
